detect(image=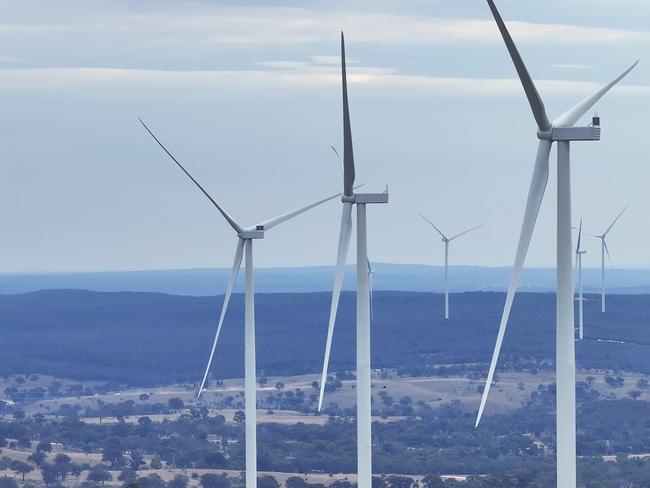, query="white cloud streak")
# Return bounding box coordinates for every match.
[0,4,648,46]
[0,66,647,98]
